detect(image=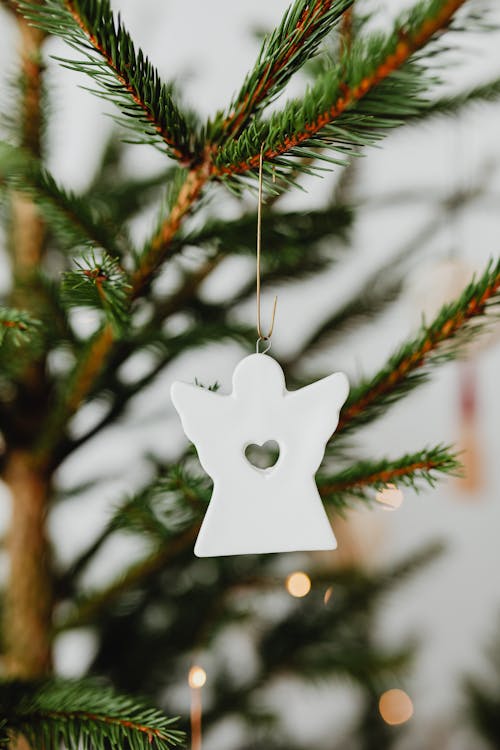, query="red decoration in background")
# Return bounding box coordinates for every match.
[456,362,482,495]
